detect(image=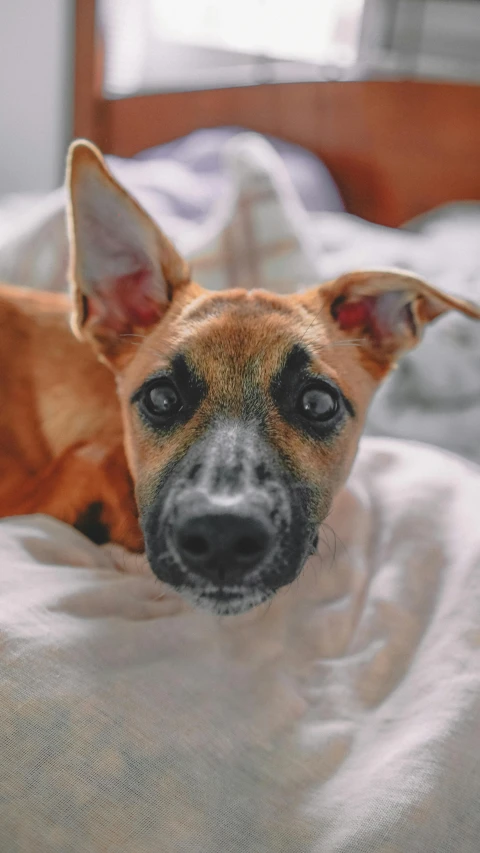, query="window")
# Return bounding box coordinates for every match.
[101,0,365,95]
[359,0,480,81]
